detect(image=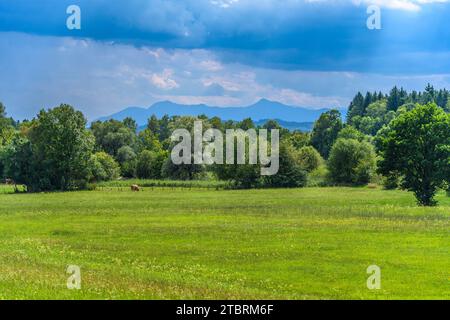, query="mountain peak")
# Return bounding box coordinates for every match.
[250,98,292,109]
[254,98,279,105]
